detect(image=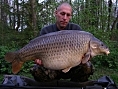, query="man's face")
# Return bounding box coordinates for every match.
[55,5,72,30]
